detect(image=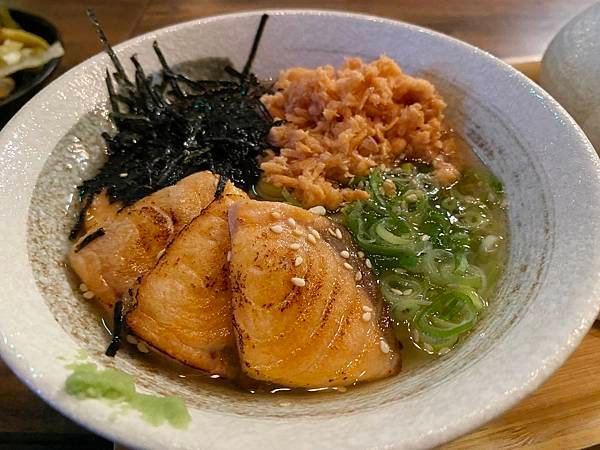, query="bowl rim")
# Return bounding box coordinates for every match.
[1,8,599,450]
